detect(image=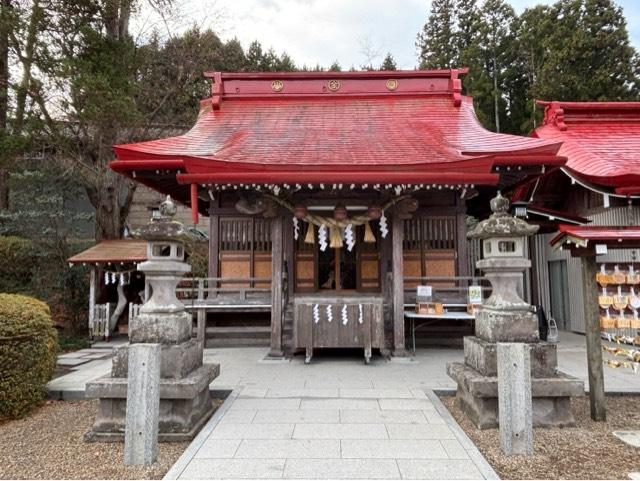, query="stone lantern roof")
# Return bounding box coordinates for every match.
[134,196,188,242]
[467,193,539,240]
